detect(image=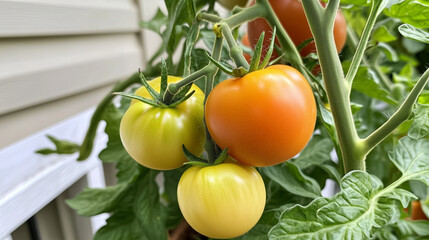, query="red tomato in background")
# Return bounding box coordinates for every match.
[247,0,347,58]
[242,33,252,62]
[205,65,316,167]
